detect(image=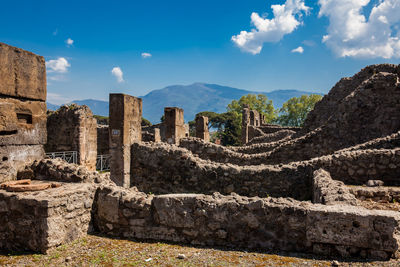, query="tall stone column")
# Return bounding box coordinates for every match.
[164,107,185,145]
[195,116,210,142]
[109,94,142,188]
